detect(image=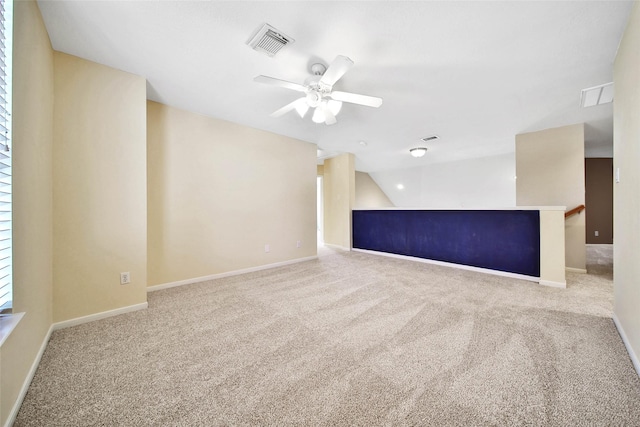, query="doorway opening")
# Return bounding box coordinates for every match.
[584,158,613,277]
